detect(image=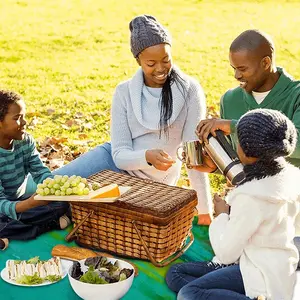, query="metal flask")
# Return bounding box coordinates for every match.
[204,130,245,185]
